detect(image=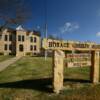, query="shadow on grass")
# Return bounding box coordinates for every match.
[0,78,90,93]
[64,78,91,83]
